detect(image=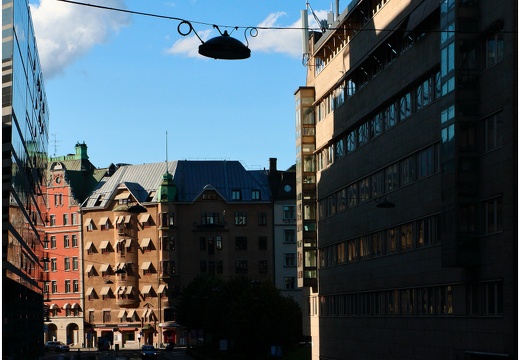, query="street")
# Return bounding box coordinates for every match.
[38,348,192,360]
